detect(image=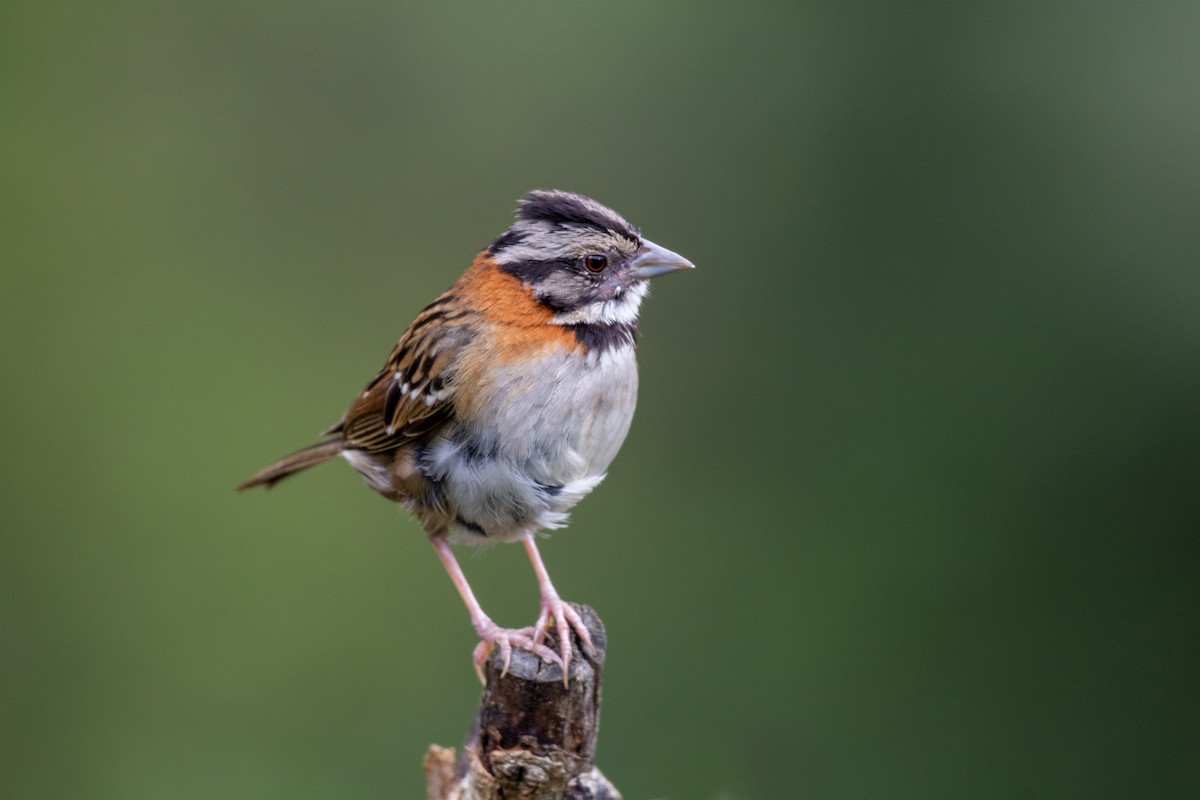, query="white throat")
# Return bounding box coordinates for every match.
[550,281,648,326]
